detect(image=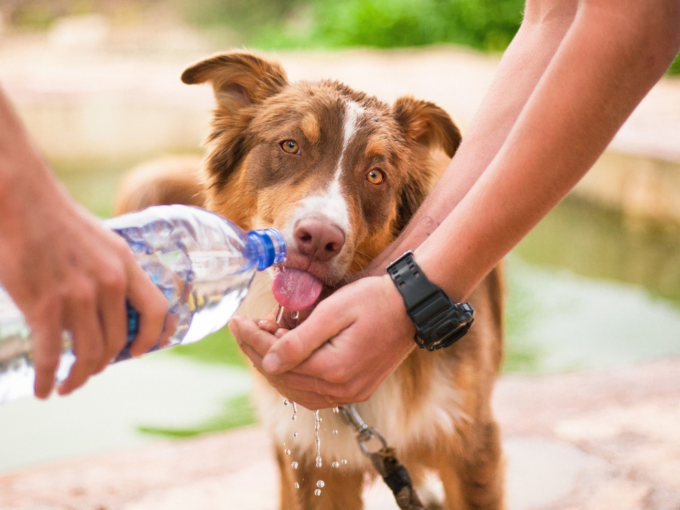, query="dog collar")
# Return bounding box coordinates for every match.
[386,251,474,351]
